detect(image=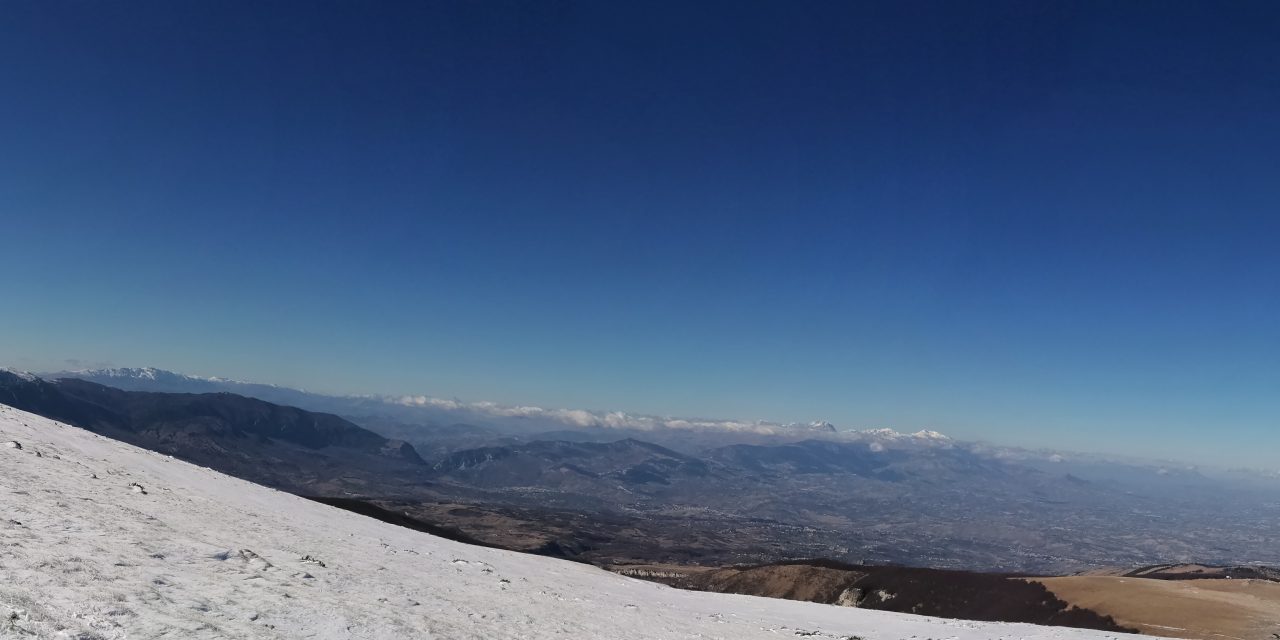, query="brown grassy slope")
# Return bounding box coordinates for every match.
[1036,576,1280,640]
